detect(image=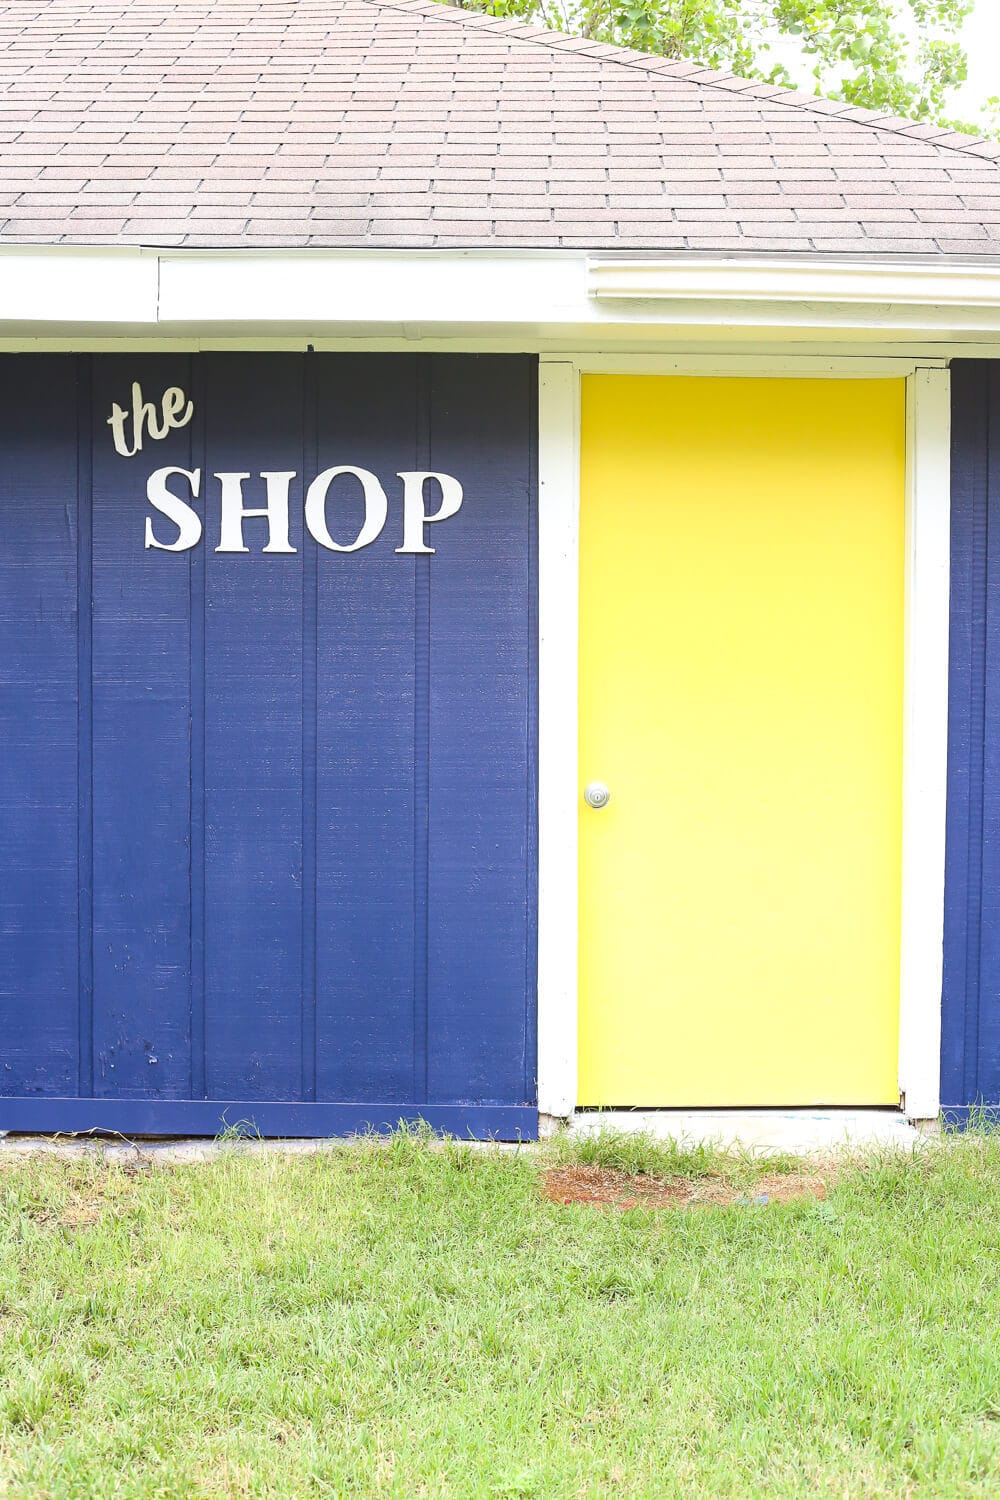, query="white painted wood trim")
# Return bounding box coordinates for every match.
[0,337,959,363]
[536,361,580,1119]
[574,353,938,377]
[898,368,952,1120]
